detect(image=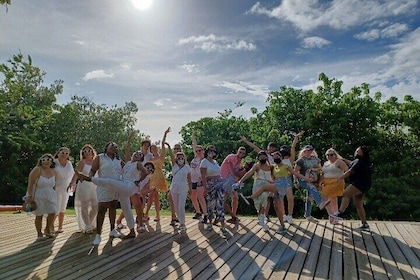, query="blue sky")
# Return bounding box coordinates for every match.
[1,0,419,144]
